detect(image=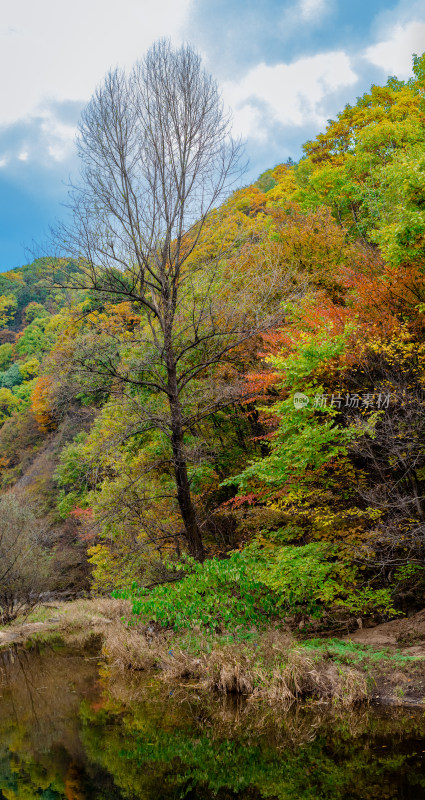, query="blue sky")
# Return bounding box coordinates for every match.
[0,0,424,271]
